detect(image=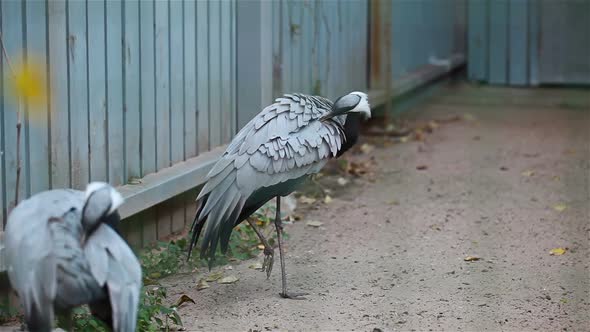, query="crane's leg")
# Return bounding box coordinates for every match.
[274,196,307,299]
[246,218,274,279]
